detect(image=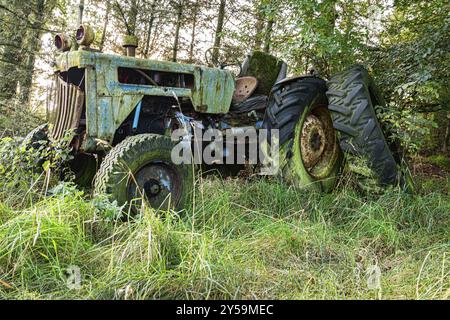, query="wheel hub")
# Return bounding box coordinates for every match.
[301,115,327,168]
[144,179,162,197]
[300,105,339,179]
[127,162,181,210]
